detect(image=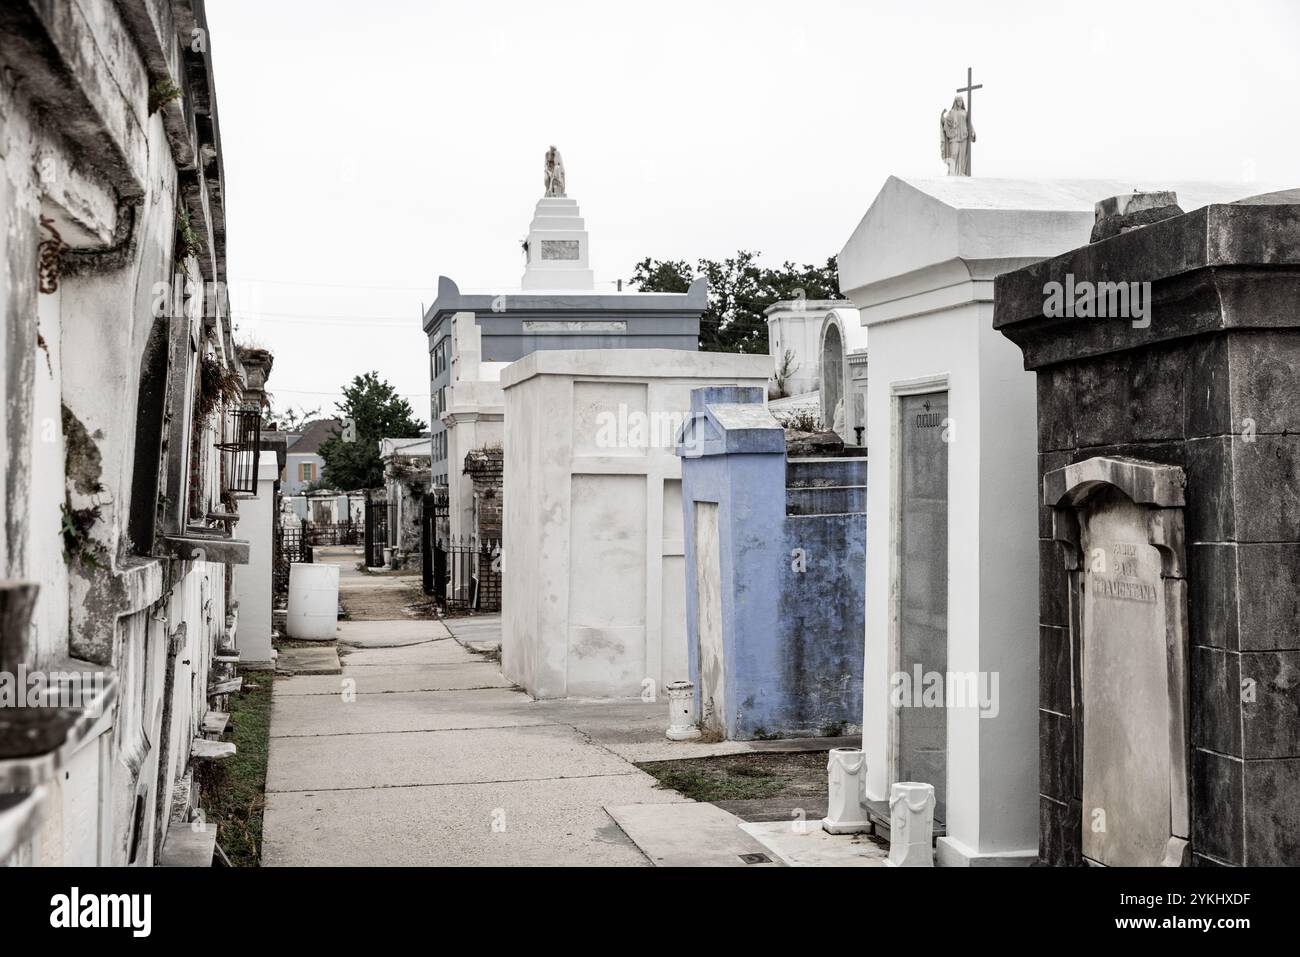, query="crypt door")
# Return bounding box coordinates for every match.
[694,502,724,735]
[895,390,948,822]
